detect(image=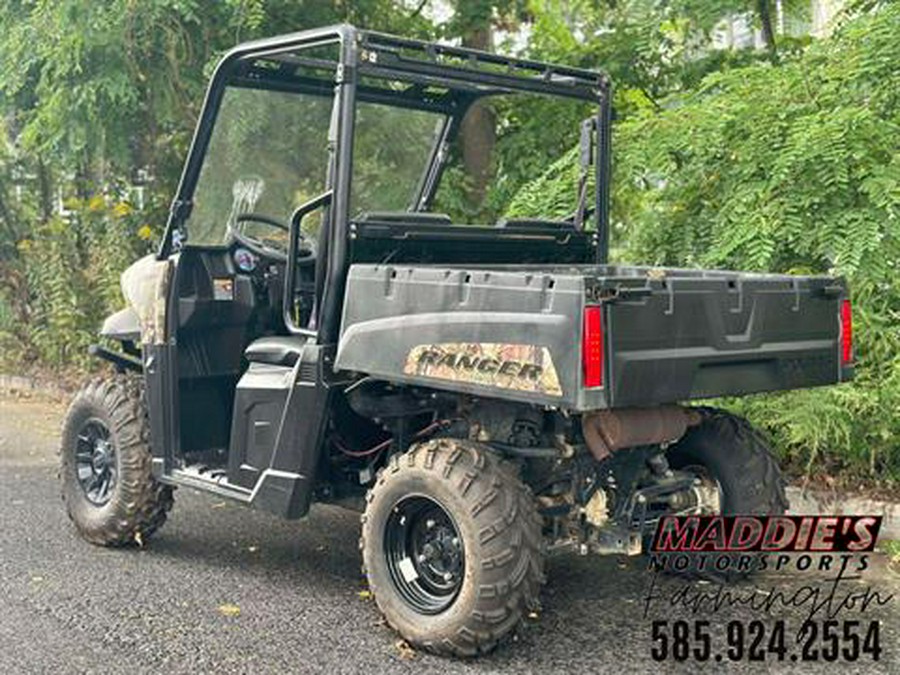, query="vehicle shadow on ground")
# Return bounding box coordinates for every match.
[143,491,661,608]
[145,500,368,587]
[140,502,662,664]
